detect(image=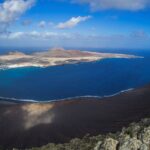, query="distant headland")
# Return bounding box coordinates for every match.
[0,48,142,69]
